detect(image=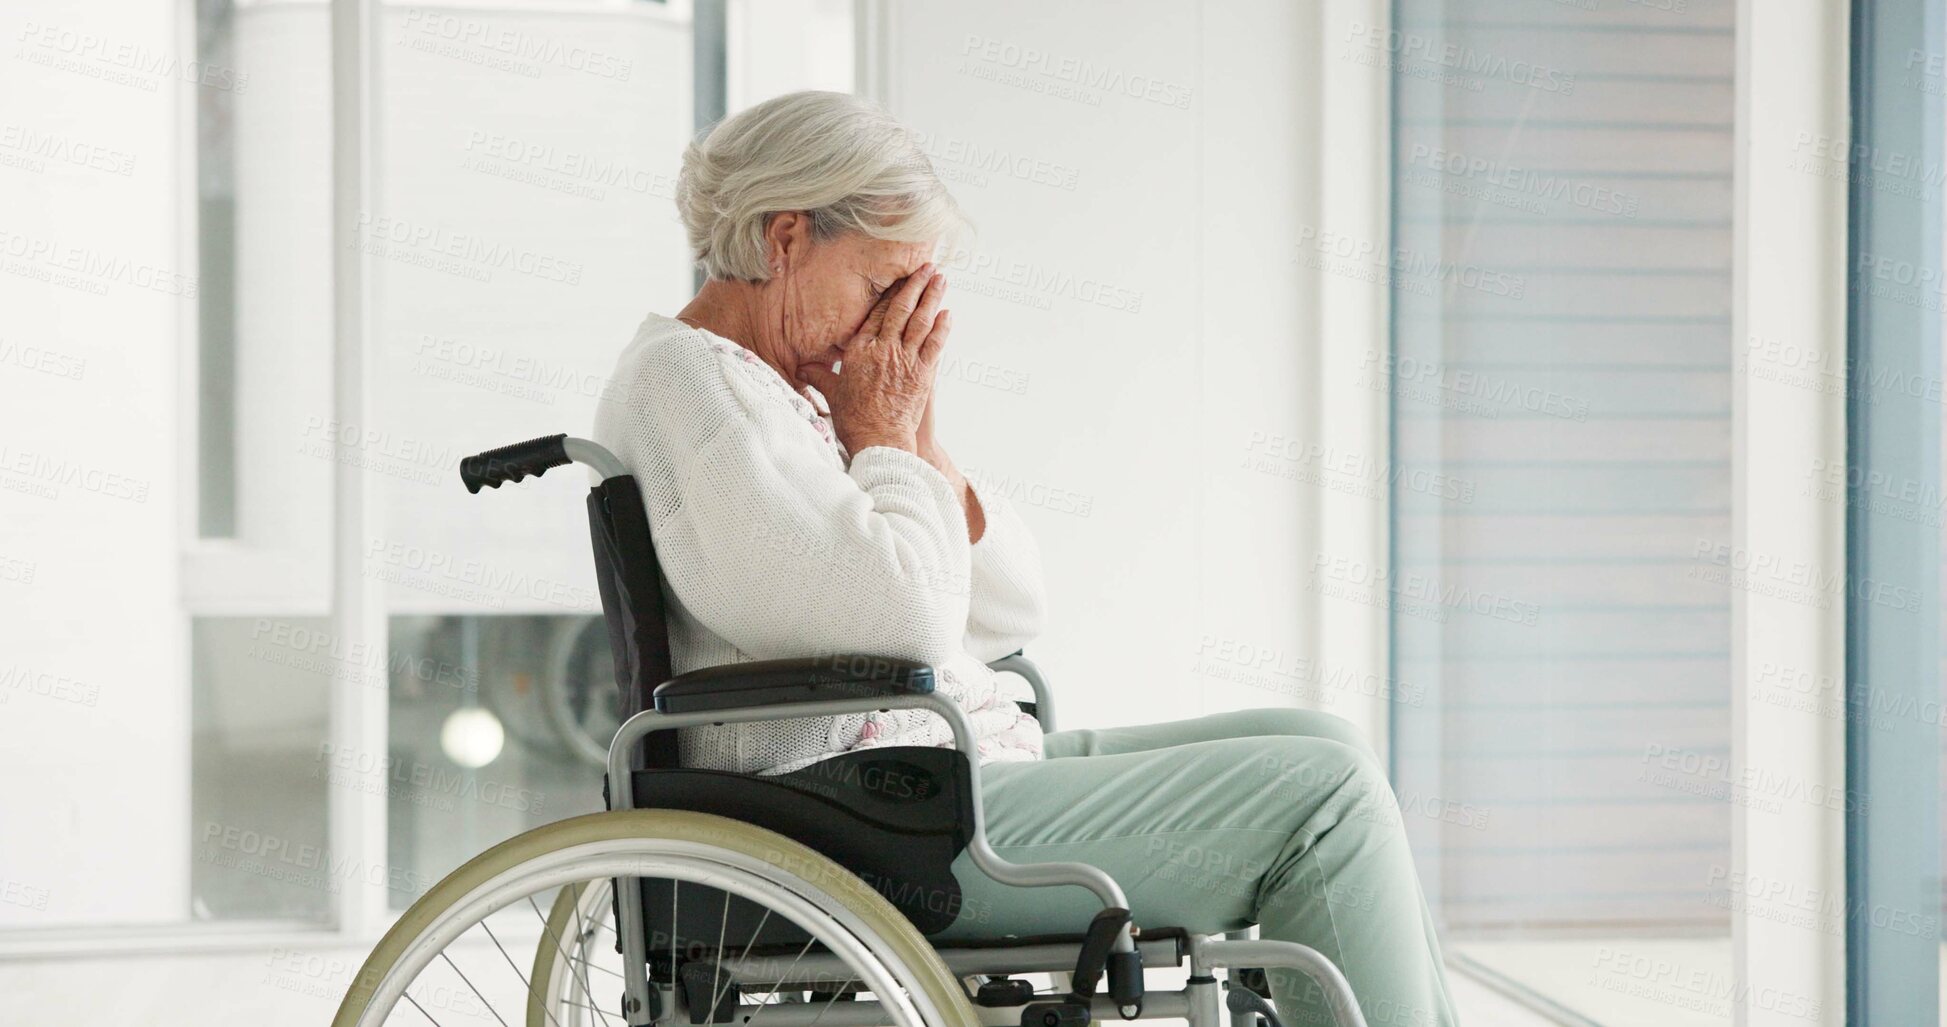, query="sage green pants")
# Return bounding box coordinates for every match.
[937,708,1458,1027]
